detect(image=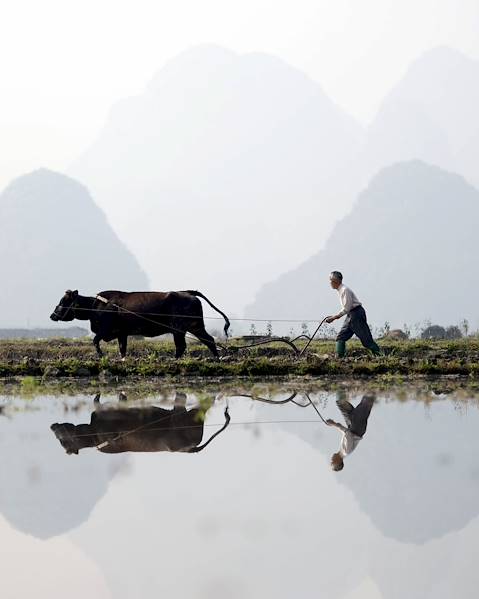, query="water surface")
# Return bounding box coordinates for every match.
[0,380,478,599]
